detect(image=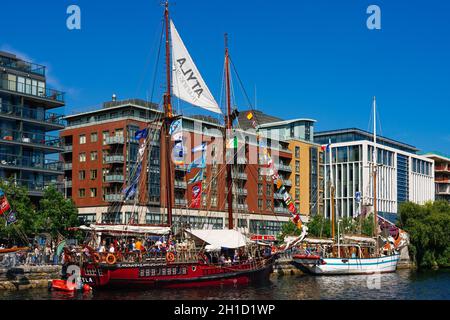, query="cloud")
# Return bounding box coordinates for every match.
[0,44,80,99]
